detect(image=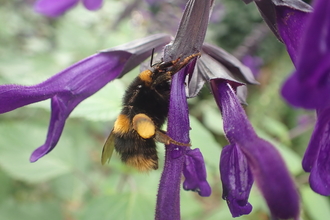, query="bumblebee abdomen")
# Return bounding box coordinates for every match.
[114,133,158,171]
